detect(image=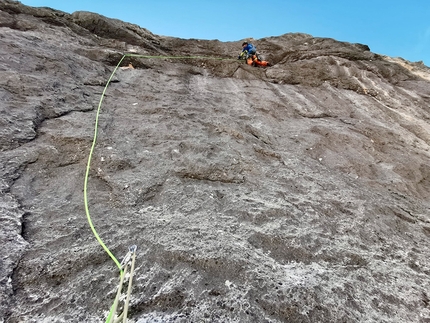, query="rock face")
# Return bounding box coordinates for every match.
[1,1,430,322]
